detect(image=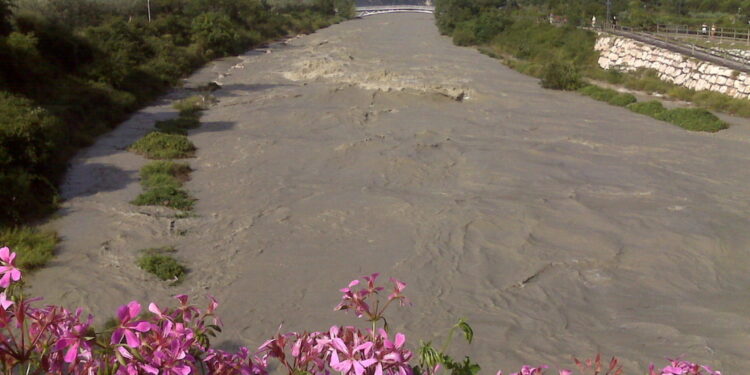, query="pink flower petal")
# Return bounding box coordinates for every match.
[124,329,140,347]
[64,342,79,363]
